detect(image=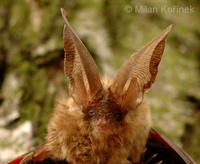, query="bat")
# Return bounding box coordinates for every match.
[6,8,196,164]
